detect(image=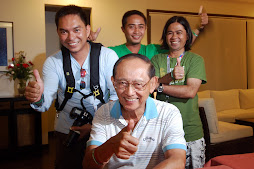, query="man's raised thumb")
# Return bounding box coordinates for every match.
[33,69,42,83]
[199,5,203,15]
[126,119,135,133]
[176,58,181,66]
